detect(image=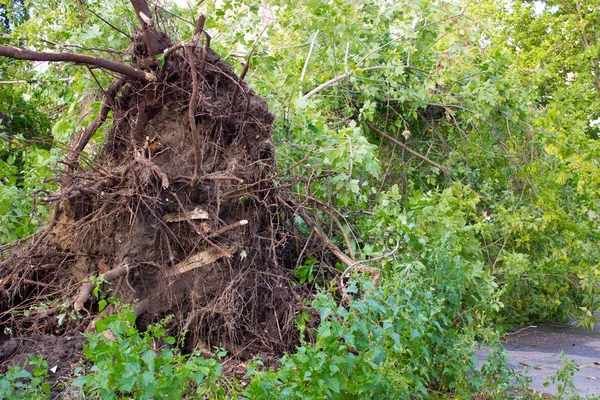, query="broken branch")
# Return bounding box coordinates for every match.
[74,263,131,311]
[130,0,162,57]
[207,219,248,239]
[166,245,239,277]
[282,196,380,284]
[230,24,268,111]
